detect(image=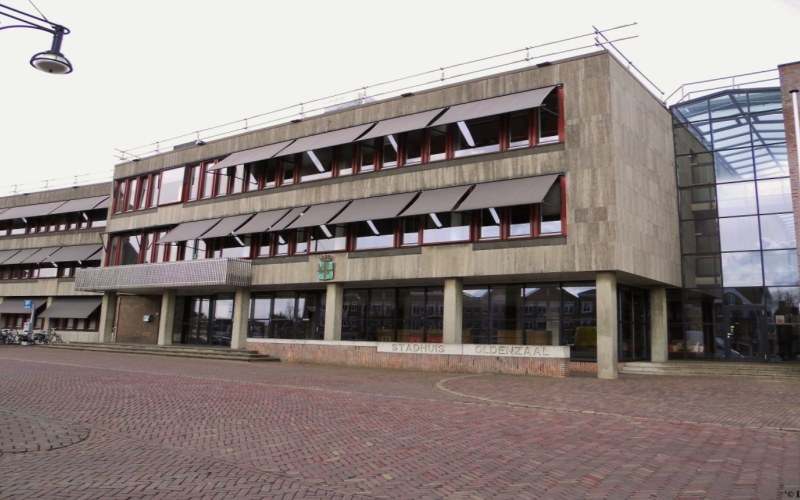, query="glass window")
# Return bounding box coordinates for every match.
[757,178,792,214]
[492,285,524,345]
[231,164,245,194]
[120,234,141,265]
[751,112,786,146]
[280,156,295,185]
[245,164,259,191]
[337,145,354,176]
[296,292,324,340]
[509,205,531,237]
[115,181,126,213]
[422,212,470,244]
[711,116,751,150]
[404,130,423,165]
[539,91,560,141]
[397,288,424,342]
[260,159,278,188]
[295,228,308,254]
[683,255,722,288]
[508,111,530,148]
[310,225,347,252]
[479,208,501,240]
[342,290,367,340]
[681,219,720,254]
[257,233,271,257]
[562,286,597,359]
[709,93,748,120]
[714,148,754,184]
[248,296,272,338]
[381,135,398,169]
[677,152,715,187]
[679,186,717,220]
[454,117,501,157]
[149,173,160,207]
[9,219,25,235]
[272,293,296,339]
[540,183,562,234]
[299,148,334,182]
[183,238,207,260]
[401,216,420,246]
[215,168,230,197]
[718,216,760,252]
[274,231,291,256]
[425,288,444,343]
[126,178,138,212]
[142,232,155,263]
[158,167,185,205]
[428,125,447,162]
[760,214,796,250]
[673,123,711,156]
[367,289,395,342]
[202,164,215,198]
[717,182,757,217]
[212,297,234,346]
[187,166,201,201]
[38,266,57,278]
[763,250,799,286]
[218,236,250,259]
[359,139,376,173]
[721,251,763,286]
[355,219,395,250]
[138,176,149,209]
[754,144,789,179]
